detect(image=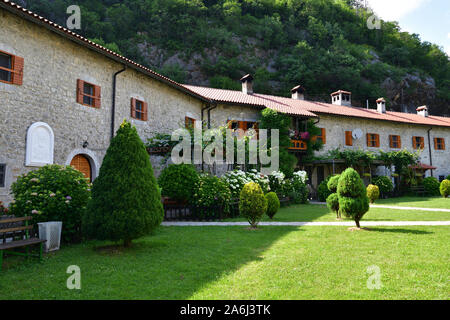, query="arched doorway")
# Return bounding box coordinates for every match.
[70,154,92,182]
